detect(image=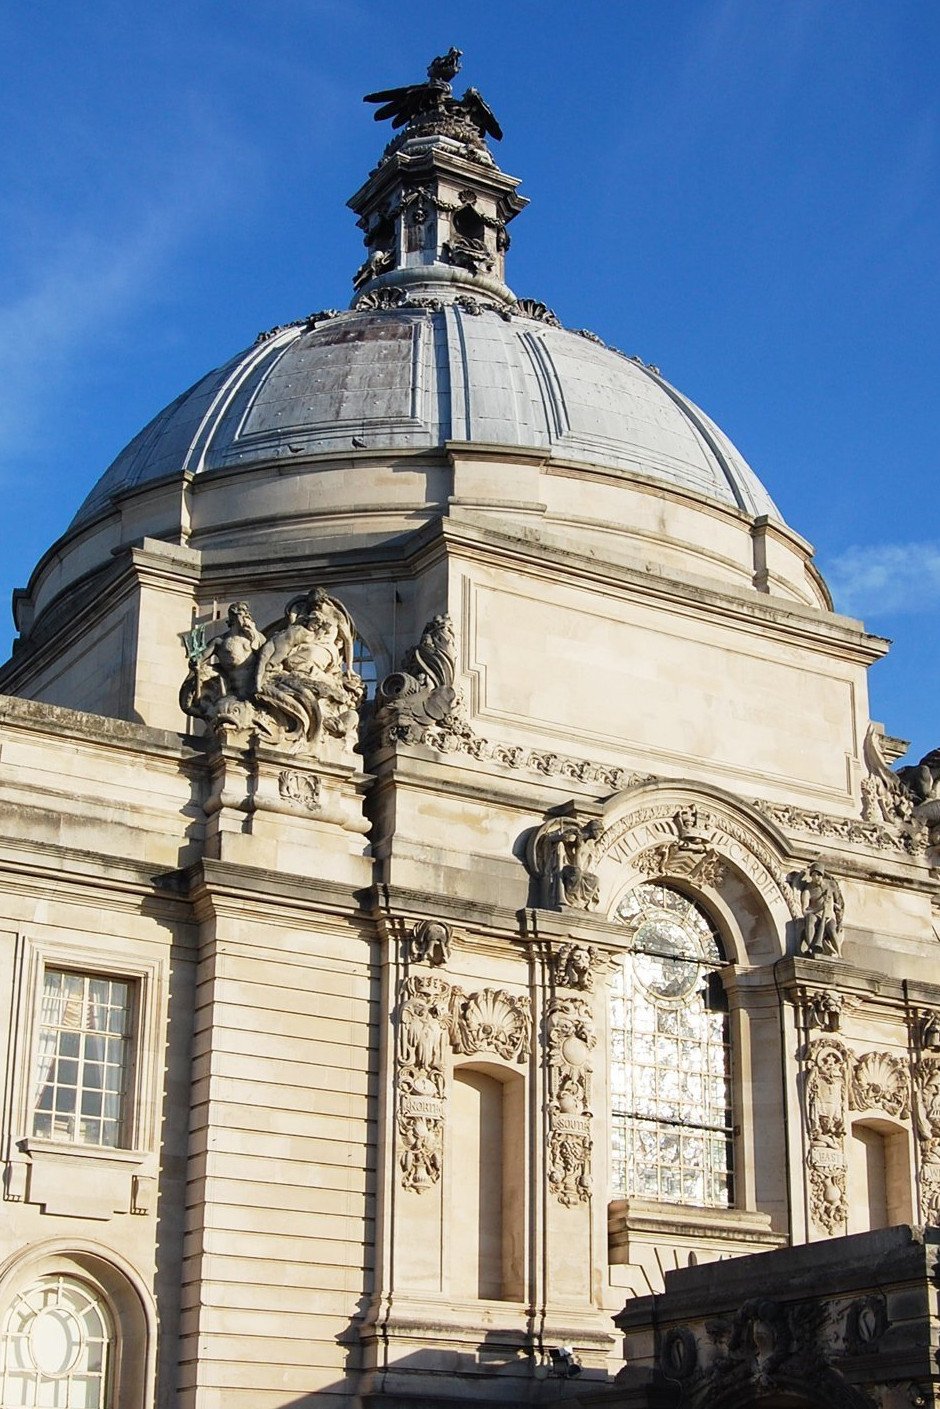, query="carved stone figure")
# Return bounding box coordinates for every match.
[861,723,915,825]
[635,840,726,889]
[915,1009,940,1053]
[546,996,596,1206]
[896,747,940,844]
[352,247,395,290]
[800,989,843,1033]
[806,1040,848,1149]
[797,863,844,957]
[180,590,365,756]
[442,235,493,274]
[528,816,603,911]
[180,600,264,728]
[551,942,599,992]
[406,919,452,968]
[398,975,451,1084]
[373,613,479,751]
[363,50,503,147]
[451,989,531,1062]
